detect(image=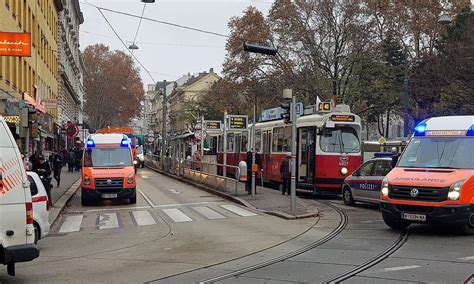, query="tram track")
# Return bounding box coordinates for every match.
[195,201,349,283]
